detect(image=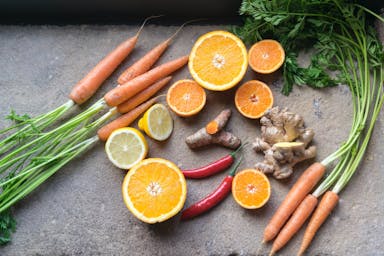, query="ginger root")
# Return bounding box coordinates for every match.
[253,106,317,179]
[186,109,241,149]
